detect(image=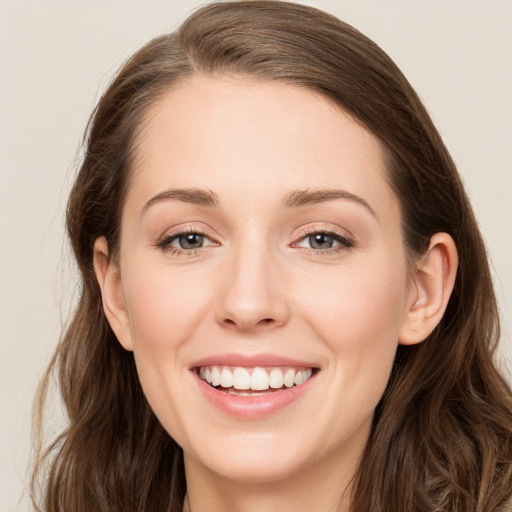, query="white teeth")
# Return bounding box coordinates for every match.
[233,367,251,390]
[269,368,284,389]
[251,368,269,390]
[198,365,314,391]
[283,368,295,388]
[211,367,221,387]
[294,370,304,385]
[220,368,233,388]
